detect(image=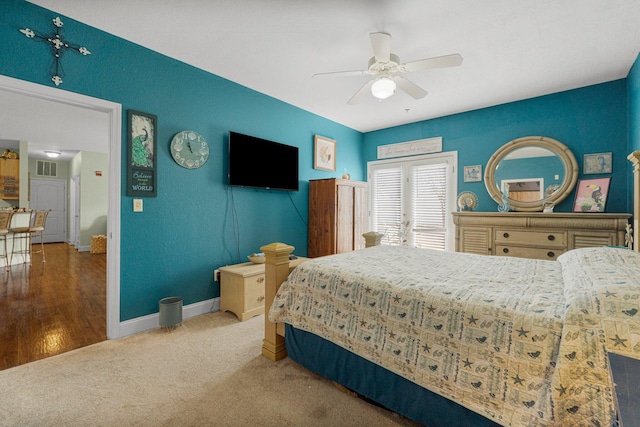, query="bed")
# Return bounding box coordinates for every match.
[261,241,640,426]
